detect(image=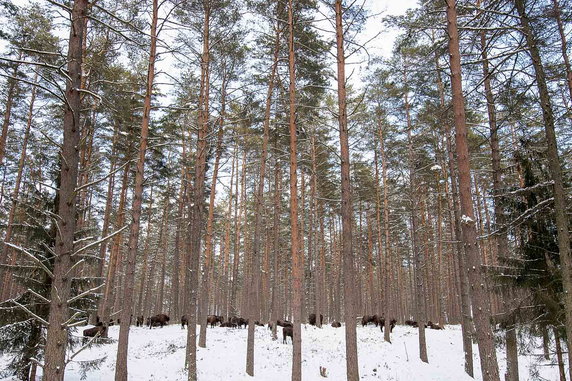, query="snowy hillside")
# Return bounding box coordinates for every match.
[2,324,560,381]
